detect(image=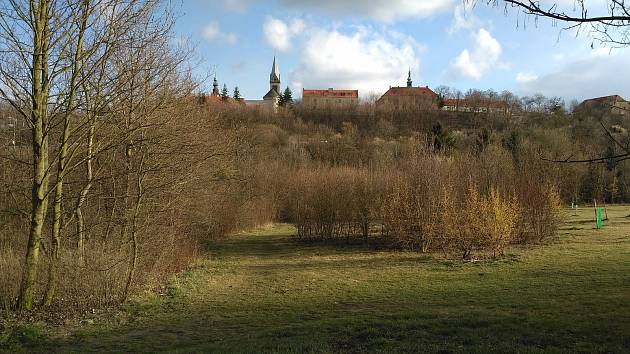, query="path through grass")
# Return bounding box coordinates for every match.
[12,207,630,353]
